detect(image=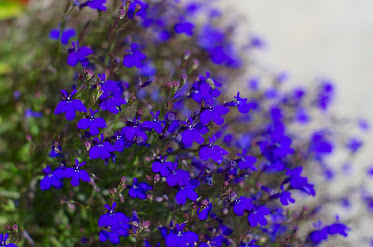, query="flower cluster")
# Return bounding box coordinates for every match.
[2,0,371,246]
